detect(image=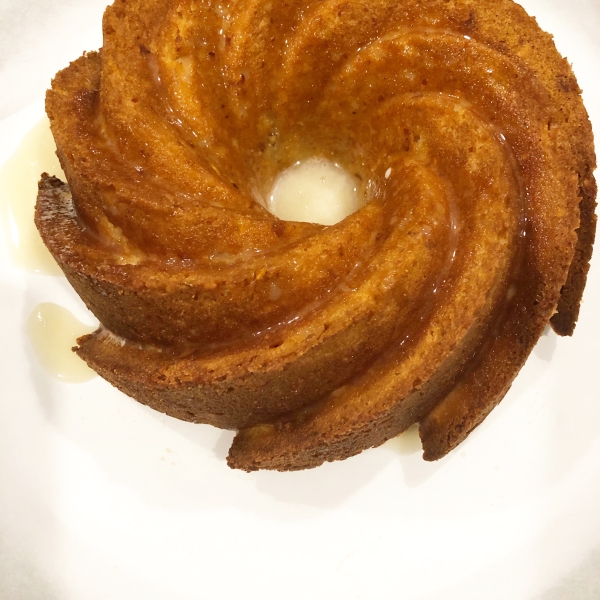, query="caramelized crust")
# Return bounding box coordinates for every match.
[36,0,596,470]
